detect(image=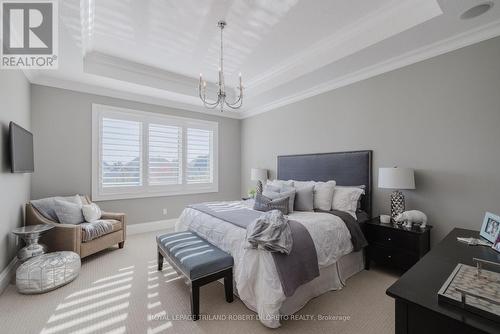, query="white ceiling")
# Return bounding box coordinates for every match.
[25,0,500,119]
